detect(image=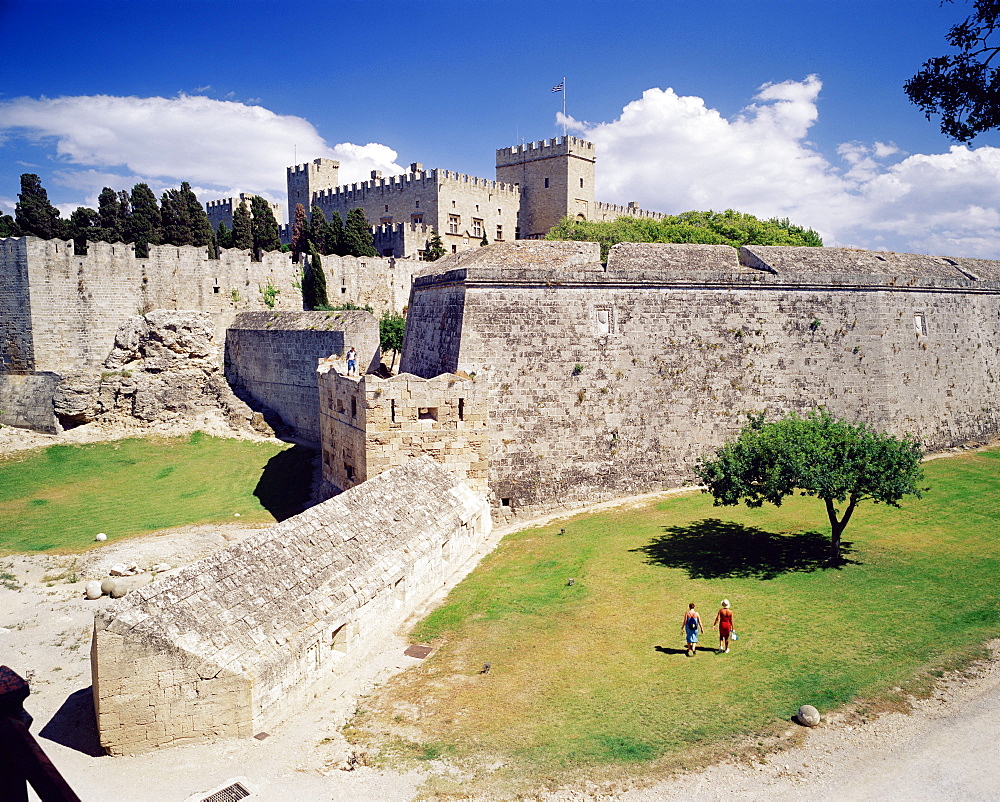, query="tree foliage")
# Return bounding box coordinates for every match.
[15,174,64,239]
[302,246,329,309]
[379,310,406,370]
[327,210,345,256]
[693,409,925,560]
[343,208,376,257]
[250,195,282,260]
[291,203,309,263]
[546,210,823,260]
[231,201,253,251]
[0,214,20,238]
[127,183,162,256]
[905,0,1000,141]
[424,229,446,261]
